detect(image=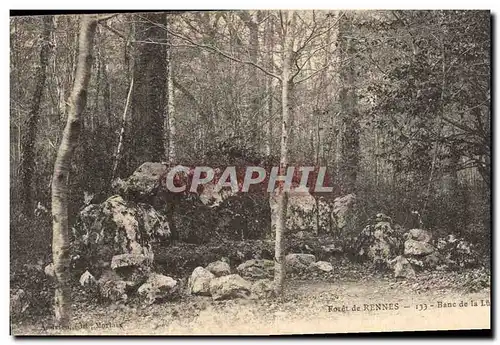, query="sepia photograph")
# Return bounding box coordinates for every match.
[9,9,491,335]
